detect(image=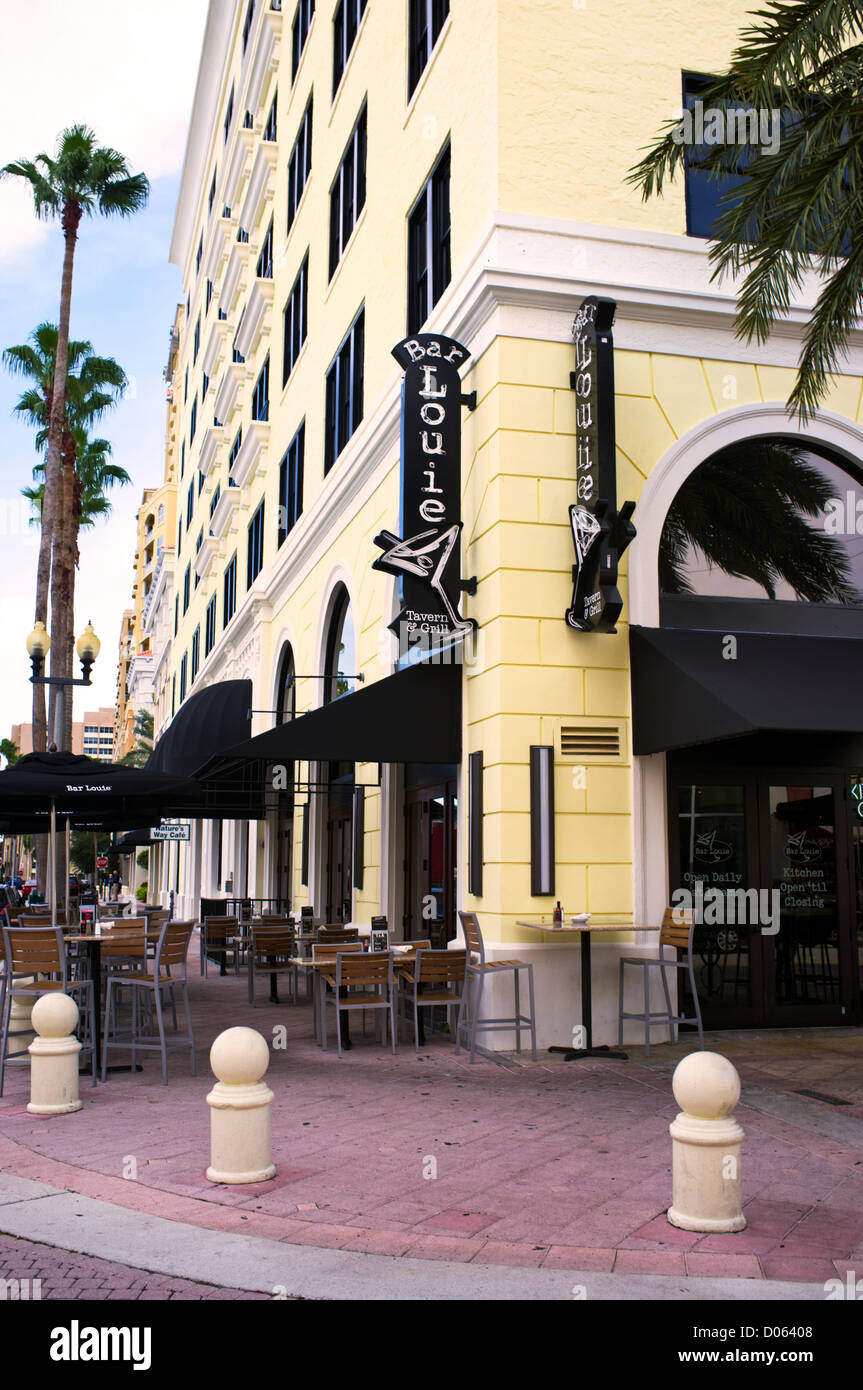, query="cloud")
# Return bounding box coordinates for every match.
[0,0,208,264]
